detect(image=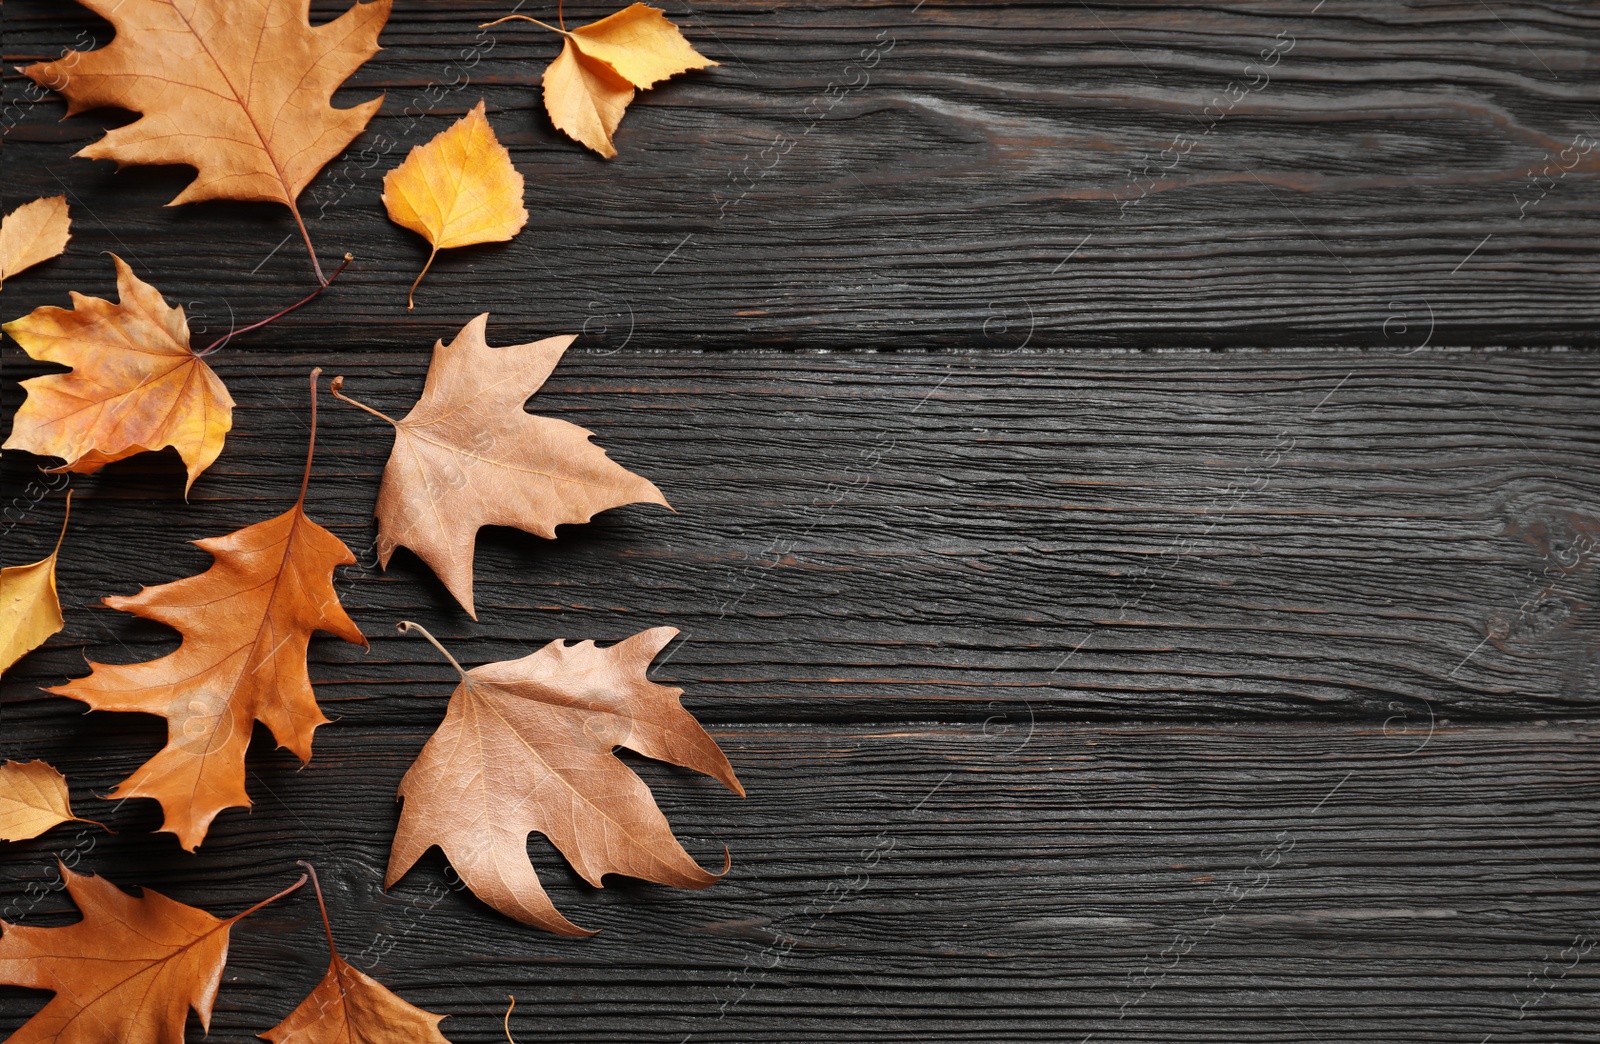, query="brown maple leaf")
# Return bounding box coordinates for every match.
[264,861,451,1043]
[483,4,716,157]
[387,622,743,936]
[330,314,667,619]
[49,371,366,851]
[24,0,392,283]
[0,866,305,1044]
